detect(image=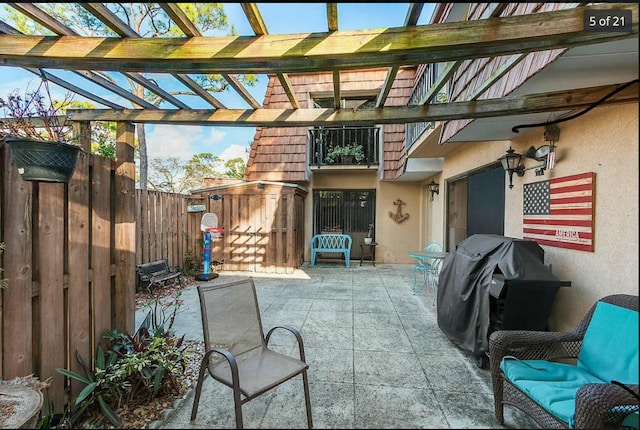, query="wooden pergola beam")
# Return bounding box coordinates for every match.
[81,3,139,37]
[2,4,635,74]
[0,17,123,109]
[420,60,462,105]
[8,2,185,109]
[421,3,522,106]
[327,3,338,32]
[80,3,226,109]
[333,71,341,109]
[172,74,226,109]
[159,3,261,109]
[240,3,268,35]
[376,3,424,108]
[25,68,125,109]
[467,53,527,101]
[327,3,340,108]
[65,82,639,127]
[159,3,201,37]
[241,2,299,109]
